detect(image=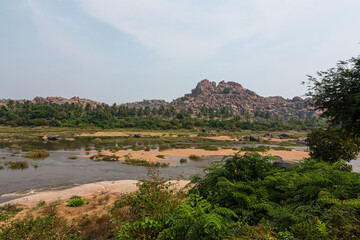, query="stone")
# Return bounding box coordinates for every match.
[134,134,142,138]
[296,137,307,145]
[264,133,273,138]
[48,135,60,141]
[250,135,261,142]
[278,133,296,139]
